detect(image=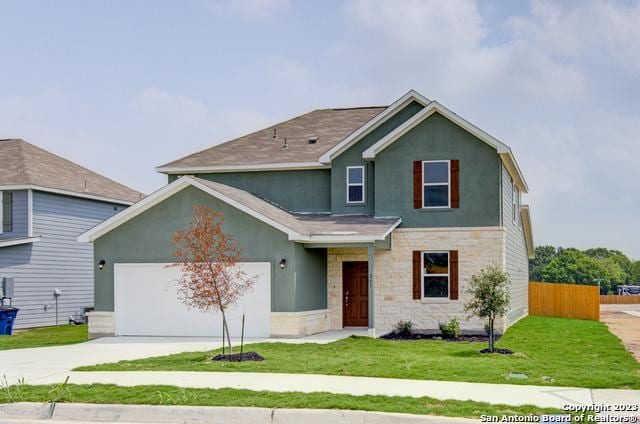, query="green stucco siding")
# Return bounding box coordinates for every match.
[294,243,327,310]
[94,186,327,313]
[375,112,501,227]
[331,101,424,215]
[169,169,331,213]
